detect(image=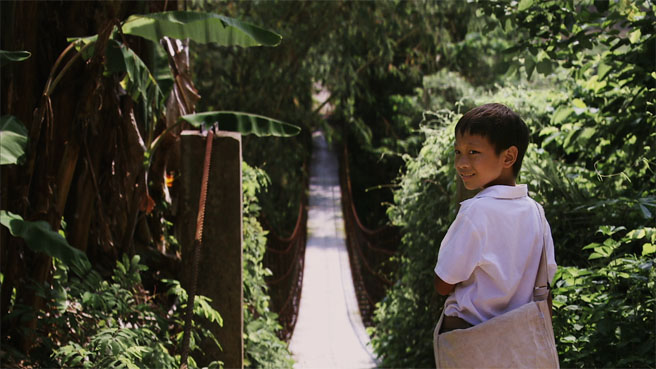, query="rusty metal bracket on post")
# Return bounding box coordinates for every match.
[180,130,214,369]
